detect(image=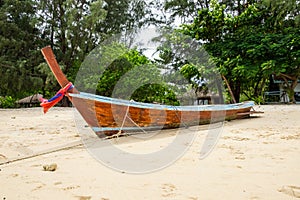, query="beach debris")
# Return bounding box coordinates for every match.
[278,185,300,198]
[0,154,7,160]
[77,196,91,200]
[43,163,57,171]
